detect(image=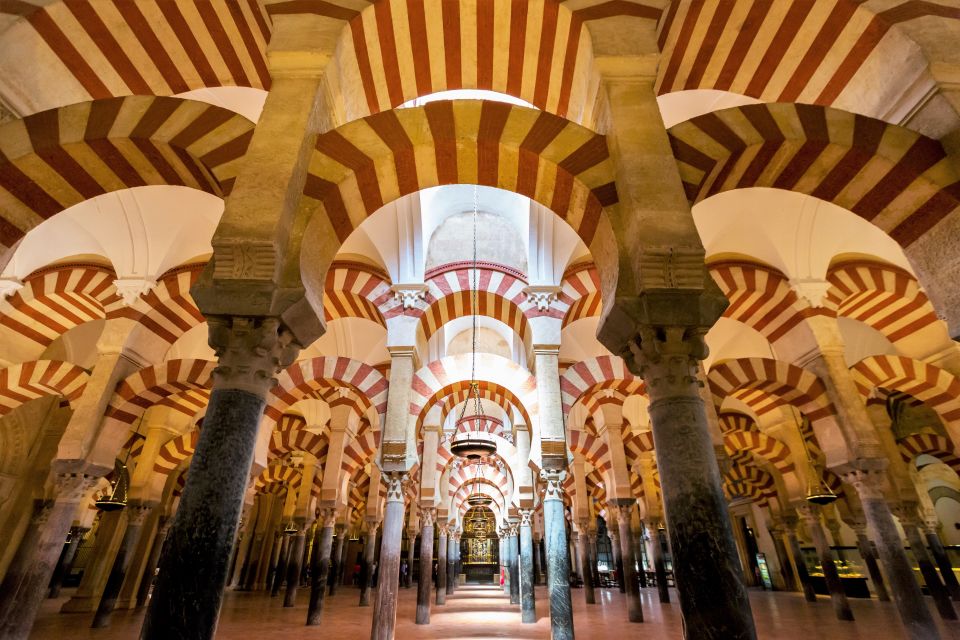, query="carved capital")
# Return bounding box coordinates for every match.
[126,502,154,526]
[621,326,708,400]
[317,507,338,528]
[419,506,437,528]
[384,471,410,503]
[519,509,534,527]
[841,465,888,501]
[212,241,275,280]
[892,501,921,526]
[54,473,100,503]
[113,277,157,306]
[391,284,428,310]
[207,316,300,396]
[540,469,567,503]
[523,285,561,312]
[31,500,54,526]
[0,277,24,298]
